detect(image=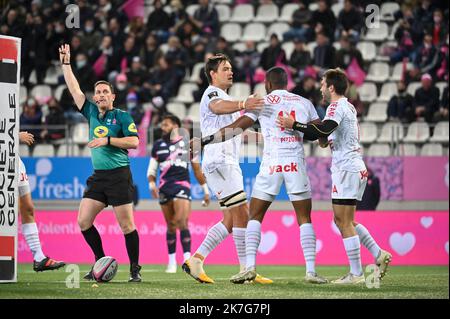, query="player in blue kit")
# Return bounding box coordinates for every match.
[147,114,210,273]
